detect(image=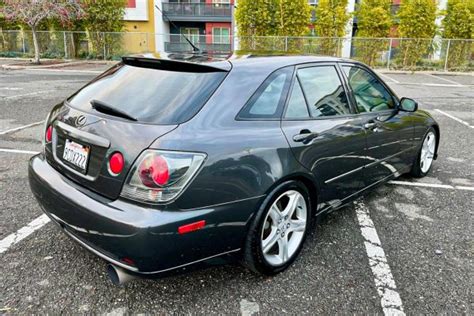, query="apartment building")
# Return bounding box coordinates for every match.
[123,0,447,57]
[123,0,233,54]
